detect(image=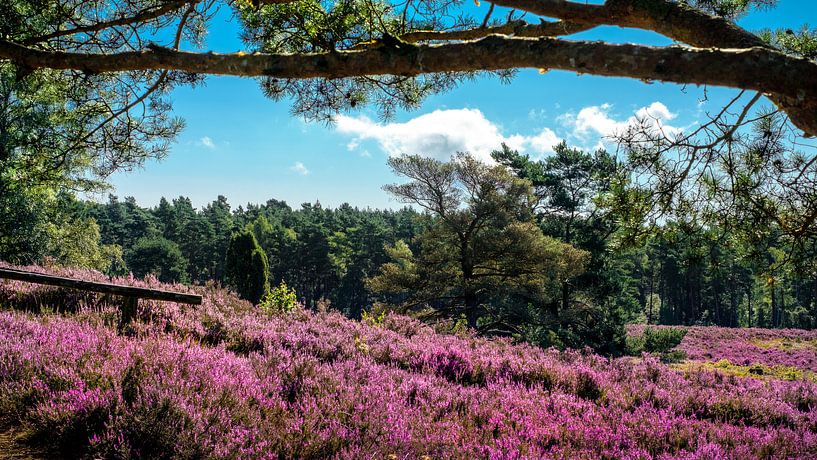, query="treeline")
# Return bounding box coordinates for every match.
[73,194,817,330]
[628,222,817,330]
[76,195,424,318]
